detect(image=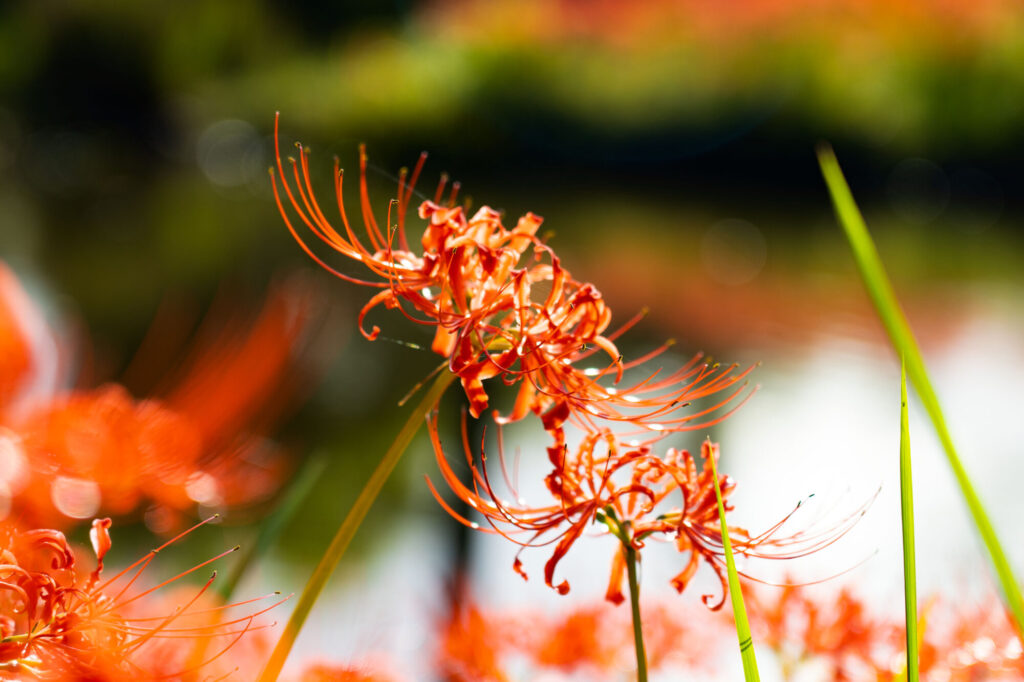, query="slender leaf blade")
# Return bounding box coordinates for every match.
[900,359,919,682]
[258,369,456,681]
[818,145,1024,640]
[708,441,760,682]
